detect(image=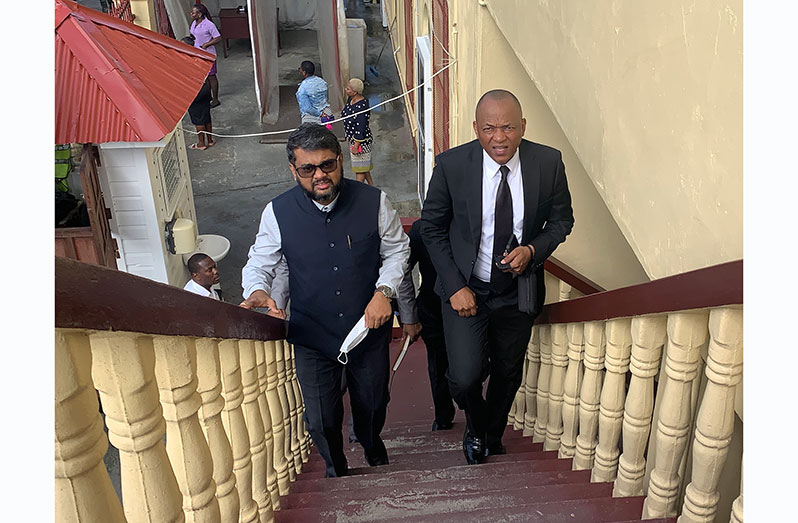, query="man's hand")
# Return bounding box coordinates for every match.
[239,290,286,319]
[502,245,534,275]
[450,286,477,318]
[402,322,422,343]
[365,292,392,329]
